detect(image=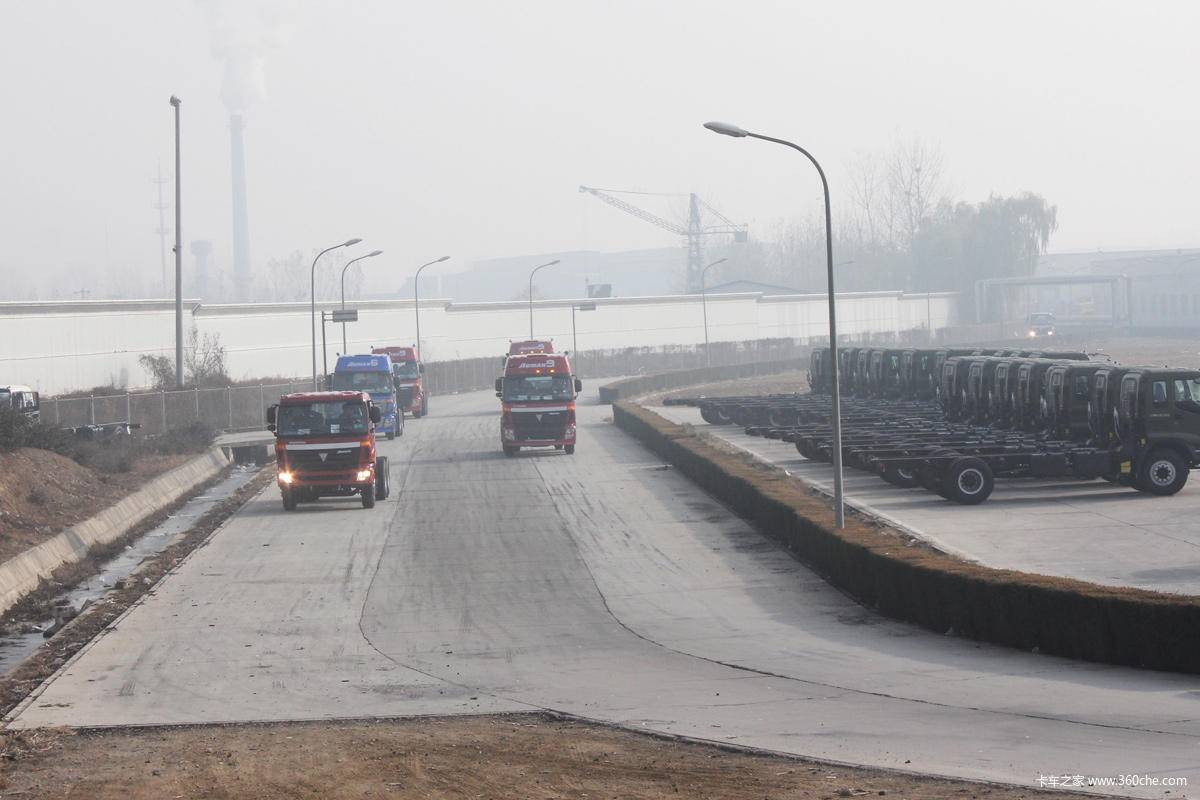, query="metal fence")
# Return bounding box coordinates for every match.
[40,337,827,434]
